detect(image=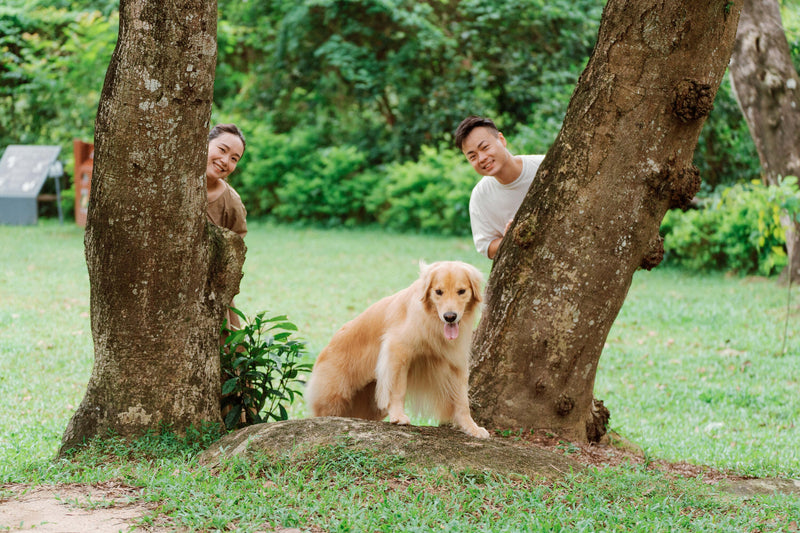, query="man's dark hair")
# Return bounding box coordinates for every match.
[454,116,499,151]
[208,123,246,153]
